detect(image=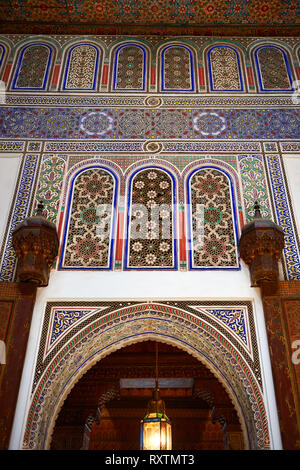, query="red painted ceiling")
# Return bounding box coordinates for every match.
[0,0,299,35]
